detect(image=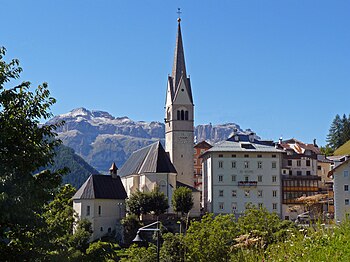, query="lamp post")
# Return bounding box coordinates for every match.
[132,221,161,262]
